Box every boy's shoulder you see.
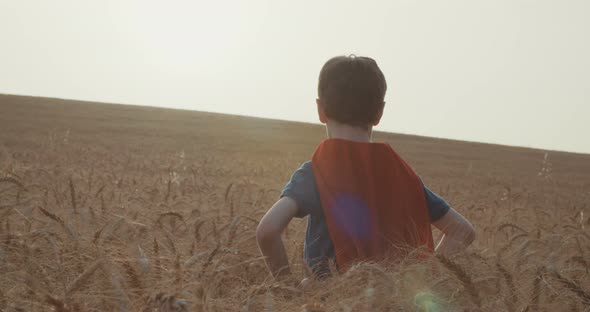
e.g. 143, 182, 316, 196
281, 161, 319, 218
297, 160, 313, 172
286, 161, 314, 185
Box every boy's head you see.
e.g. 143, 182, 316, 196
317, 55, 387, 129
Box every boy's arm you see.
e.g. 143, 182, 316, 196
256, 197, 299, 278
432, 207, 475, 256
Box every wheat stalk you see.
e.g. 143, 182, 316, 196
550, 269, 590, 305
153, 238, 162, 281
529, 266, 544, 309
66, 259, 104, 297
0, 176, 25, 189
174, 254, 183, 293
226, 216, 241, 246
437, 255, 481, 307
162, 229, 177, 255
496, 261, 517, 312
101, 261, 131, 312
199, 245, 221, 278
68, 177, 77, 215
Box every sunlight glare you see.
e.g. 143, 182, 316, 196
131, 1, 245, 69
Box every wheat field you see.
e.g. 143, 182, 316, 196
1, 94, 589, 311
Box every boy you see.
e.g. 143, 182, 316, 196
257, 55, 475, 279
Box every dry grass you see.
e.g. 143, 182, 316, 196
1, 94, 590, 311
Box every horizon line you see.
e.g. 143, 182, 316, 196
2, 91, 588, 157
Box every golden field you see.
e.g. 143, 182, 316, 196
0, 94, 589, 311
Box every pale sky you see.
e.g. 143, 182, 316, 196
1, 0, 589, 154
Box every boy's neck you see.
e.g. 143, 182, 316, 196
326, 121, 373, 143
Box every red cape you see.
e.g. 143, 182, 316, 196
311, 139, 434, 271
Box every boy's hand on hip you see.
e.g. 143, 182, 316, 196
256, 197, 299, 277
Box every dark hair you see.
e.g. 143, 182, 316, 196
318, 55, 387, 128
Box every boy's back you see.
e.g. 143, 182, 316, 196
311, 139, 433, 270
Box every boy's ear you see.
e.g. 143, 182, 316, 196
372, 103, 385, 126
316, 99, 328, 124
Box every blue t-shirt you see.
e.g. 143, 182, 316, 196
281, 161, 450, 277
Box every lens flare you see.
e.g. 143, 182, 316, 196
331, 193, 372, 240
414, 291, 442, 312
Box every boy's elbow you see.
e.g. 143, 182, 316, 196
464, 223, 476, 246
256, 221, 279, 247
